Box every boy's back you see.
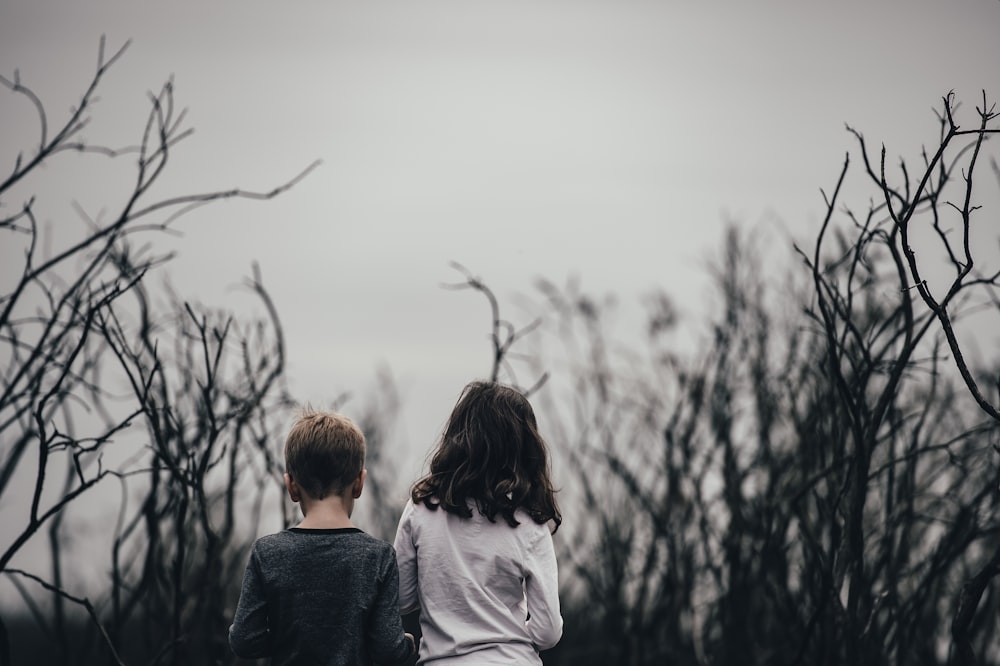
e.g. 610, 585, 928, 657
230, 527, 413, 666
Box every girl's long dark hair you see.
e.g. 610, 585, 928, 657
411, 381, 561, 532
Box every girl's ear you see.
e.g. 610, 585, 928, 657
352, 468, 367, 499
284, 473, 301, 503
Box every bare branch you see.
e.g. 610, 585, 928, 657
3, 569, 126, 666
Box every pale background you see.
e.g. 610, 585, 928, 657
2, 0, 999, 526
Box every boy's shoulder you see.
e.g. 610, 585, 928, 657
252, 527, 393, 557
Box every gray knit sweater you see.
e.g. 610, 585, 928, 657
229, 527, 414, 665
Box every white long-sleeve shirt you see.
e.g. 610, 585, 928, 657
393, 498, 563, 665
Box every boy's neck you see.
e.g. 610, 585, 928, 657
296, 494, 356, 530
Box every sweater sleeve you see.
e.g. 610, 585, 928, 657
368, 546, 416, 665
393, 500, 420, 615
523, 524, 563, 651
229, 545, 272, 659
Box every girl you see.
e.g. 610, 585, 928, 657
393, 381, 563, 665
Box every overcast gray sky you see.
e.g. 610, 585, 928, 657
3, 0, 999, 482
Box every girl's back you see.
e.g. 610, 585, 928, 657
393, 381, 563, 665
394, 499, 561, 664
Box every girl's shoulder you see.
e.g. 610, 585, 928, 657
405, 496, 551, 537
398, 496, 433, 526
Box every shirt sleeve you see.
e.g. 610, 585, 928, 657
367, 547, 415, 665
229, 545, 272, 659
393, 499, 421, 615
523, 524, 563, 651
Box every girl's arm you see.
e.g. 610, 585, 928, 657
393, 499, 421, 615
523, 524, 563, 651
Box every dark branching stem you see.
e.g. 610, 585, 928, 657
880, 93, 1000, 424
0, 36, 130, 195
951, 544, 1000, 666
1, 35, 316, 666
444, 262, 548, 396
3, 569, 126, 666
837, 91, 1000, 664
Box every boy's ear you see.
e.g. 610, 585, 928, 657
352, 468, 367, 499
284, 473, 301, 503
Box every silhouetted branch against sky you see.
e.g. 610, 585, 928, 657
443, 261, 547, 396
876, 94, 1000, 422
0, 34, 316, 666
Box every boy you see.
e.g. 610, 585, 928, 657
229, 408, 415, 665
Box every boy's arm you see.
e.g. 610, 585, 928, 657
392, 500, 420, 615
229, 547, 272, 659
523, 525, 563, 651
368, 547, 416, 665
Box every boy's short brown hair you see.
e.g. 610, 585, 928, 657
284, 408, 365, 499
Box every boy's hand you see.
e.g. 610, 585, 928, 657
404, 632, 417, 664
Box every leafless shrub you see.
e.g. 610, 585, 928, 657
1, 39, 315, 665
523, 93, 1000, 665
